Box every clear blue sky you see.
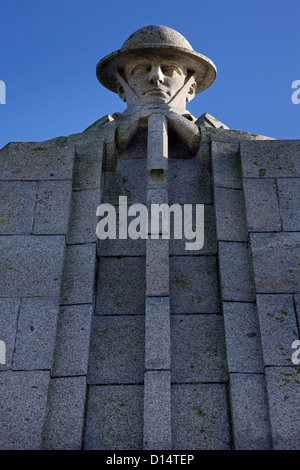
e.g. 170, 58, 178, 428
0, 0, 299, 150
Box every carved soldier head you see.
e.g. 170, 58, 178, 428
96, 25, 217, 114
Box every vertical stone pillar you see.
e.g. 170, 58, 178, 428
143, 113, 172, 450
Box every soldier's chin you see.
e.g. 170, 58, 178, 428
142, 92, 170, 104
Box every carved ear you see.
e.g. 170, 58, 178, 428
186, 80, 196, 103
117, 82, 126, 102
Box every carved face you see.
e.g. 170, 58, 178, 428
120, 56, 194, 107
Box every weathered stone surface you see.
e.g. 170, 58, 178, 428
250, 232, 300, 293
294, 294, 300, 326
103, 159, 147, 204
146, 238, 169, 296
67, 189, 101, 243
277, 178, 300, 231
52, 304, 93, 376
265, 366, 300, 450
171, 314, 227, 383
71, 139, 103, 190
12, 298, 59, 370
95, 257, 145, 315
211, 142, 242, 188
60, 243, 96, 305
243, 178, 281, 232
145, 297, 170, 370
168, 158, 212, 204
256, 294, 298, 366
223, 302, 264, 373
0, 371, 50, 449
230, 373, 272, 450
33, 181, 72, 234
144, 371, 171, 450
0, 140, 74, 180
170, 256, 220, 313
0, 235, 65, 297
88, 315, 144, 384
0, 181, 36, 234
42, 376, 87, 450
172, 384, 230, 450
218, 242, 255, 302
84, 385, 144, 450
240, 140, 300, 178
169, 204, 217, 255
0, 299, 20, 370
214, 188, 248, 241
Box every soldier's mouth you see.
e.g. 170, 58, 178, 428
143, 89, 170, 97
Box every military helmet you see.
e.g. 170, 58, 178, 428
96, 25, 217, 94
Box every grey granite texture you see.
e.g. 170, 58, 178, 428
171, 384, 230, 450
42, 376, 87, 450
144, 371, 171, 450
211, 142, 242, 189
265, 366, 300, 449
170, 255, 220, 314
88, 315, 144, 384
0, 371, 50, 449
84, 385, 144, 450
250, 232, 300, 293
0, 181, 36, 234
256, 294, 298, 366
103, 159, 147, 204
95, 257, 145, 315
277, 178, 300, 231
52, 304, 93, 376
145, 297, 170, 370
0, 299, 20, 370
12, 298, 59, 370
218, 242, 255, 302
230, 373, 272, 450
168, 159, 212, 204
146, 238, 169, 296
214, 188, 248, 241
243, 178, 281, 232
0, 235, 65, 297
67, 188, 101, 244
223, 302, 264, 373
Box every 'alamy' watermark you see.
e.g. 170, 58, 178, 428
96, 196, 204, 251
291, 339, 300, 365
291, 80, 300, 105
0, 80, 6, 104
0, 340, 6, 364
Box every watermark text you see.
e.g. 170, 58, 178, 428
291, 80, 300, 104
0, 80, 6, 104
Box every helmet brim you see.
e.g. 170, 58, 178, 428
96, 45, 217, 94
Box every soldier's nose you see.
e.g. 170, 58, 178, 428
148, 66, 164, 84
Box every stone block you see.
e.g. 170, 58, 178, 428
218, 242, 255, 301
250, 232, 300, 293
145, 297, 170, 370
211, 142, 242, 188
169, 204, 217, 255
223, 302, 264, 373
12, 298, 59, 370
256, 294, 298, 366
277, 178, 300, 231
33, 181, 72, 234
88, 315, 144, 385
265, 366, 300, 449
0, 181, 36, 234
171, 315, 228, 383
214, 188, 248, 241
240, 140, 300, 178
230, 373, 272, 450
60, 243, 96, 305
0, 235, 65, 297
170, 256, 220, 313
168, 159, 212, 204
171, 384, 230, 450
294, 294, 300, 326
84, 385, 144, 450
103, 159, 147, 204
146, 239, 169, 296
144, 371, 171, 450
52, 304, 93, 376
42, 376, 87, 450
0, 370, 50, 449
95, 257, 145, 315
243, 179, 281, 232
0, 299, 20, 370
0, 140, 74, 180
67, 189, 101, 243
71, 139, 103, 190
